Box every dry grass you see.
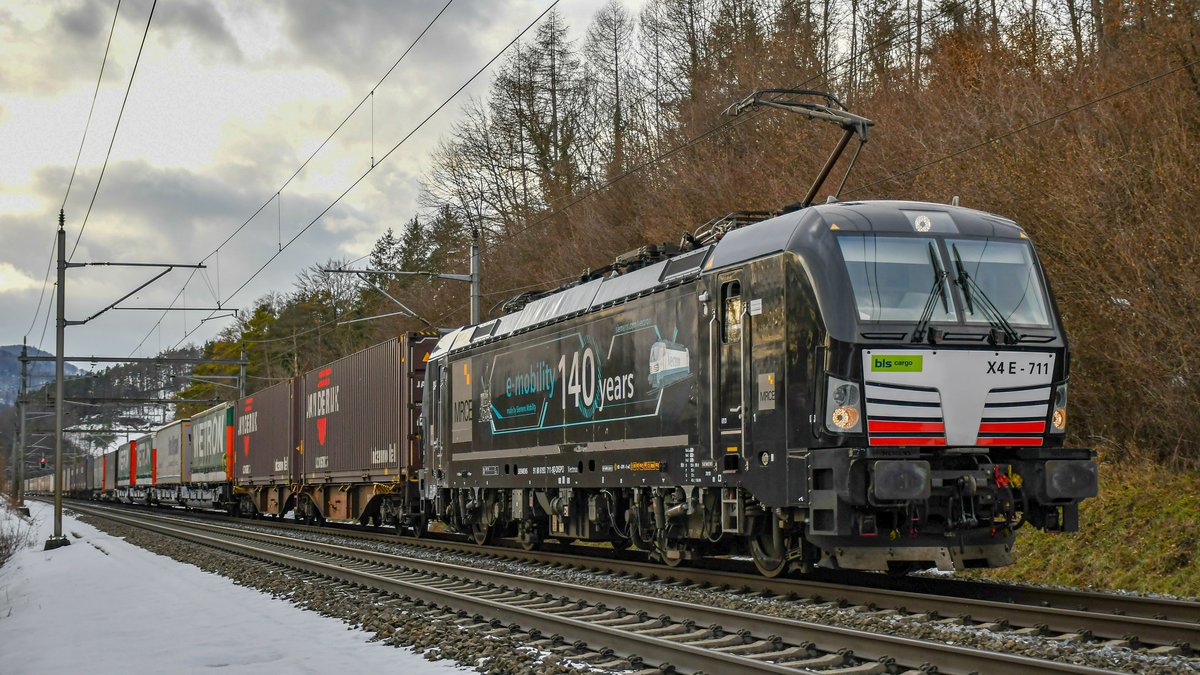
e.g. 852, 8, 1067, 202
0, 502, 36, 569
970, 452, 1200, 598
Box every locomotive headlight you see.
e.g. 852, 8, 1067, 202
825, 376, 863, 433
1051, 383, 1068, 433
832, 405, 860, 429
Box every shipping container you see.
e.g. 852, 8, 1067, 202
134, 434, 155, 485
117, 440, 134, 487
295, 333, 439, 524
236, 379, 299, 484
302, 338, 402, 483
91, 453, 104, 494
154, 419, 190, 486
190, 402, 233, 484
102, 450, 117, 493
70, 457, 95, 494
64, 463, 77, 493
27, 474, 54, 494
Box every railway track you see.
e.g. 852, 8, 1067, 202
70, 500, 1143, 675
136, 502, 1195, 653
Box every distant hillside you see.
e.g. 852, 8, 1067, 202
0, 346, 201, 465
0, 345, 82, 407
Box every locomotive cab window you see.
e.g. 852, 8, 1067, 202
722, 281, 742, 343
948, 238, 1051, 327
838, 235, 957, 323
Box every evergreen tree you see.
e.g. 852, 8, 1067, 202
368, 227, 402, 271
397, 216, 430, 273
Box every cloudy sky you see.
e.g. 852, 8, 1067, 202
0, 0, 622, 361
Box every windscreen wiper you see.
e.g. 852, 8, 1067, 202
912, 242, 949, 343
951, 244, 1020, 345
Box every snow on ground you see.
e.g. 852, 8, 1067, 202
0, 501, 468, 674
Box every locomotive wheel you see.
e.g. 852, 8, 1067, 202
750, 530, 793, 578
469, 522, 493, 546
886, 561, 922, 577
657, 539, 688, 568
517, 521, 543, 551
660, 546, 687, 568
410, 514, 428, 539
627, 508, 654, 551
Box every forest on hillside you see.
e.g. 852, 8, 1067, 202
0, 349, 199, 471
179, 0, 1200, 466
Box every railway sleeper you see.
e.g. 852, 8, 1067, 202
742, 644, 819, 661
661, 627, 720, 643
712, 637, 785, 655
775, 651, 849, 668
685, 628, 752, 649
633, 621, 694, 637
824, 662, 891, 675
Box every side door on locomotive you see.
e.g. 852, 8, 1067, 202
706, 253, 817, 513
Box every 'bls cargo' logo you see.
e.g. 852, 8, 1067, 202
871, 355, 923, 372
307, 368, 340, 446
238, 397, 257, 457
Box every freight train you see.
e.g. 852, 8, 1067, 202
33, 198, 1097, 577
32, 93, 1099, 576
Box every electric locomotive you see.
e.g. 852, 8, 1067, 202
419, 91, 1097, 576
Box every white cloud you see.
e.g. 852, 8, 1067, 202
0, 0, 628, 356
0, 262, 43, 294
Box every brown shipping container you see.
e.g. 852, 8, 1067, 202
303, 338, 414, 483
236, 378, 299, 484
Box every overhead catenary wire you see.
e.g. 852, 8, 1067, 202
25, 0, 124, 342
36, 286, 56, 353
489, 3, 958, 252
169, 1, 562, 351
135, 2, 920, 357
199, 0, 457, 261
127, 0, 457, 357
23, 235, 57, 340
69, 0, 158, 262
168, 1, 949, 353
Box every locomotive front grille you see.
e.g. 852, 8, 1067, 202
863, 382, 946, 446
976, 384, 1049, 446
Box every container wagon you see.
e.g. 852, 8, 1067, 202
233, 378, 300, 518
293, 332, 439, 529
182, 403, 233, 510
152, 419, 191, 505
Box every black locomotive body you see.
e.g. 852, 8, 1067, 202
421, 200, 1098, 574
